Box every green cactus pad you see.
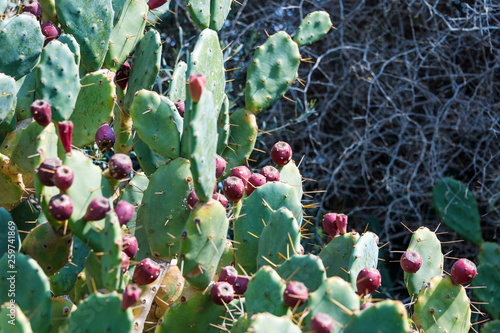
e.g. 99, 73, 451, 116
49, 236, 90, 296
21, 222, 73, 276
178, 199, 229, 289
472, 263, 500, 319
318, 231, 360, 281
215, 239, 235, 275
168, 61, 187, 102
245, 31, 300, 114
413, 275, 471, 333
482, 320, 500, 333
56, 0, 113, 71
0, 253, 52, 333
404, 226, 444, 298
104, 0, 148, 71
70, 69, 116, 147
257, 207, 301, 268
349, 231, 379, 291
247, 313, 300, 333
304, 276, 360, 333
186, 0, 210, 29
343, 300, 411, 333
50, 295, 76, 333
134, 138, 168, 176
101, 212, 123, 291
433, 177, 482, 245
35, 40, 81, 121
130, 90, 182, 160
68, 291, 133, 332
276, 254, 326, 292
187, 28, 225, 113
216, 94, 230, 155
84, 250, 104, 290
15, 71, 37, 120
137, 157, 192, 260
293, 11, 333, 47
123, 29, 162, 112
246, 265, 288, 317
231, 314, 250, 333
39, 0, 57, 23
0, 14, 44, 80
181, 90, 217, 201
0, 302, 33, 333
209, 0, 231, 32
113, 87, 134, 154
278, 160, 303, 201
478, 242, 500, 268
221, 109, 258, 176
118, 172, 149, 236
11, 200, 39, 243
0, 154, 25, 209
0, 209, 20, 258
0, 73, 17, 132
58, 33, 81, 66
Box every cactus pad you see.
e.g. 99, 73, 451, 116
343, 300, 411, 332
168, 61, 187, 102
245, 265, 288, 317
0, 73, 16, 132
293, 11, 333, 47
472, 263, 500, 319
276, 254, 326, 292
247, 313, 301, 333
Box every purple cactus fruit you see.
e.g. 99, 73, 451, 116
53, 165, 74, 192
212, 193, 228, 208
322, 213, 338, 237
400, 250, 422, 274
233, 276, 249, 295
218, 266, 238, 285
58, 120, 74, 153
31, 99, 52, 127
121, 284, 141, 310
48, 194, 73, 221
229, 166, 251, 188
271, 141, 292, 166
147, 0, 169, 10
187, 190, 199, 209
95, 124, 115, 151
260, 165, 280, 182
451, 259, 477, 285
215, 154, 226, 179
83, 197, 111, 221
283, 281, 308, 308
210, 281, 234, 305
223, 176, 245, 203
36, 157, 62, 186
115, 200, 135, 226
115, 61, 131, 90
120, 251, 130, 273
188, 73, 206, 103
122, 233, 138, 259
326, 235, 333, 244
173, 99, 185, 118
310, 312, 334, 333
246, 173, 267, 196
109, 153, 132, 180
335, 214, 348, 235
41, 21, 61, 46
356, 267, 381, 297
133, 258, 161, 286
22, 0, 42, 21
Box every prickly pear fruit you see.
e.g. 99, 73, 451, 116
53, 165, 74, 192
121, 284, 141, 310
215, 154, 226, 178
322, 213, 338, 237
230, 166, 251, 187
271, 141, 292, 166
219, 266, 238, 285
400, 250, 422, 274
147, 0, 169, 10
223, 176, 245, 203
83, 197, 110, 221
326, 235, 333, 244
233, 276, 249, 295
31, 99, 52, 126
260, 165, 280, 182
122, 233, 138, 259
95, 124, 115, 151
22, 0, 42, 21
451, 259, 477, 285
37, 157, 62, 186
188, 73, 206, 103
187, 190, 199, 209
58, 120, 74, 153
210, 281, 234, 305
246, 173, 266, 196
48, 194, 73, 221
335, 214, 348, 235
115, 61, 131, 90
41, 21, 61, 46
115, 200, 135, 226
310, 312, 334, 333
283, 281, 308, 308
120, 251, 130, 273
212, 193, 228, 207
173, 99, 185, 117
109, 154, 132, 180
133, 258, 161, 286
356, 267, 381, 296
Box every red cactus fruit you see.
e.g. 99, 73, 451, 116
451, 259, 477, 285
210, 281, 234, 305
310, 312, 334, 333
147, 0, 169, 10
188, 73, 206, 103
283, 281, 308, 308
400, 250, 422, 274
122, 233, 138, 259
83, 197, 110, 221
53, 165, 74, 192
95, 124, 115, 151
223, 176, 245, 203
120, 251, 130, 273
213, 193, 228, 207
260, 165, 280, 182
41, 21, 61, 46
115, 200, 135, 226
233, 276, 249, 295
218, 266, 238, 285
133, 258, 161, 286
246, 173, 267, 196
58, 120, 73, 153
173, 99, 185, 118
115, 61, 131, 90
356, 267, 381, 297
48, 194, 73, 221
109, 153, 132, 180
22, 0, 42, 21
215, 154, 227, 179
322, 213, 338, 237
187, 190, 199, 209
31, 99, 52, 127
37, 157, 62, 186
121, 284, 142, 310
335, 214, 348, 235
229, 166, 251, 188
271, 141, 292, 166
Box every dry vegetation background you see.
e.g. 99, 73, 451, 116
157, 0, 500, 302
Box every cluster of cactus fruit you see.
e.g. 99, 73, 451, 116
0, 0, 498, 332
